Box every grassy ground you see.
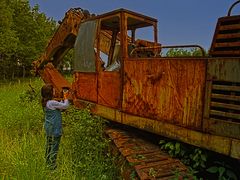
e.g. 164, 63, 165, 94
0, 78, 120, 179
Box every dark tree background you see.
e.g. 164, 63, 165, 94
0, 0, 56, 80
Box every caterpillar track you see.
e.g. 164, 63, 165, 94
105, 126, 190, 180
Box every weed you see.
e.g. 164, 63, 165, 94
159, 139, 207, 178
0, 78, 120, 179
63, 107, 118, 179
130, 170, 137, 180
207, 161, 238, 180
148, 167, 157, 178
159, 139, 240, 179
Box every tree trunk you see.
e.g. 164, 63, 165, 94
11, 71, 15, 79
22, 66, 26, 78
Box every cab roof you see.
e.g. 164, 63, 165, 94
88, 8, 158, 30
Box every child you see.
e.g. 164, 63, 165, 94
41, 84, 69, 169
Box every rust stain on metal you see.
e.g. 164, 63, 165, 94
203, 57, 240, 139
41, 63, 71, 97
72, 72, 97, 102
210, 15, 240, 57
123, 58, 206, 129
98, 71, 121, 108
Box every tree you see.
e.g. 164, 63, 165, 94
165, 47, 207, 57
0, 0, 19, 79
0, 0, 56, 79
11, 0, 56, 78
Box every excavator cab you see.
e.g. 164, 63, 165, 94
72, 9, 160, 108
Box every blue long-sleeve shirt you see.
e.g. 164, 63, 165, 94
44, 99, 69, 137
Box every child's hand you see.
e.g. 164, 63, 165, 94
63, 90, 69, 100
63, 92, 69, 99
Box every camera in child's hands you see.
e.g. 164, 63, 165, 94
62, 87, 70, 99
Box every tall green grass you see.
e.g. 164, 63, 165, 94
0, 78, 120, 179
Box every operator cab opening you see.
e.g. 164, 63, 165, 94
73, 8, 160, 73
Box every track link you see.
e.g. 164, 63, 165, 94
105, 127, 190, 180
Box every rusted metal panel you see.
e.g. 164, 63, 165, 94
98, 71, 120, 108
216, 33, 240, 39
203, 58, 240, 139
207, 58, 240, 82
73, 20, 97, 72
203, 78, 212, 121
211, 102, 240, 111
96, 8, 157, 26
210, 110, 240, 120
123, 58, 206, 129
219, 24, 240, 31
231, 140, 240, 159
212, 84, 240, 91
94, 104, 122, 123
99, 30, 112, 55
120, 111, 233, 157
41, 63, 71, 97
203, 118, 240, 139
214, 42, 240, 48
211, 93, 240, 101
209, 15, 240, 57
72, 72, 97, 102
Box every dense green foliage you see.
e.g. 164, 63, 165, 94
0, 78, 119, 179
159, 140, 207, 176
159, 139, 239, 180
64, 107, 119, 179
165, 47, 206, 57
0, 0, 56, 80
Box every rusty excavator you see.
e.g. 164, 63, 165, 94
33, 2, 240, 178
